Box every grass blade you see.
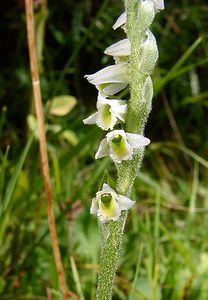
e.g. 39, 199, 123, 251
155, 36, 203, 95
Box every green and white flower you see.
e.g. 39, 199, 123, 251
85, 64, 129, 96
90, 183, 135, 222
83, 94, 127, 130
95, 130, 150, 163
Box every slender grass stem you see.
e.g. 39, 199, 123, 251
24, 1, 68, 298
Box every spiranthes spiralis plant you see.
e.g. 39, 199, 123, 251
84, 0, 164, 299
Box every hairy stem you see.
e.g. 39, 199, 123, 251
25, 1, 68, 299
96, 212, 127, 300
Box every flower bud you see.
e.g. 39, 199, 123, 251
139, 30, 158, 75
138, 0, 155, 32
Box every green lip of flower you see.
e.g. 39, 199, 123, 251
111, 134, 122, 144
90, 183, 135, 222
101, 193, 113, 208
101, 104, 112, 125
111, 134, 128, 158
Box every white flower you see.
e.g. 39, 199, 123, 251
95, 130, 150, 163
104, 39, 131, 57
83, 94, 127, 130
151, 0, 165, 11
143, 0, 165, 12
85, 64, 129, 96
112, 12, 127, 30
90, 183, 135, 222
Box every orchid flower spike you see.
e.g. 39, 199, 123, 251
95, 130, 150, 163
85, 64, 129, 96
90, 183, 135, 222
83, 94, 127, 130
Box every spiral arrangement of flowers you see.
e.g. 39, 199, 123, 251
84, 1, 164, 298
84, 0, 164, 224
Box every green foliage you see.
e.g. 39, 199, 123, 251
0, 0, 208, 299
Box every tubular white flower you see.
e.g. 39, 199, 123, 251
83, 94, 127, 130
112, 12, 127, 30
104, 39, 131, 57
90, 183, 135, 222
85, 64, 129, 96
95, 130, 150, 163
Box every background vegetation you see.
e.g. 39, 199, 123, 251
0, 0, 208, 299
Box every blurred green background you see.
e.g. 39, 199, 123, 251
0, 0, 208, 299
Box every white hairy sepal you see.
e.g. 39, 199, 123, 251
83, 94, 127, 130
85, 64, 129, 96
95, 130, 150, 163
112, 12, 127, 30
139, 30, 158, 75
90, 183, 135, 222
104, 39, 131, 57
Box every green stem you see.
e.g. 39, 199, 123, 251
96, 212, 128, 300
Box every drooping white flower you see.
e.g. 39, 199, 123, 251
83, 94, 127, 130
90, 183, 135, 222
85, 64, 129, 96
112, 12, 127, 30
95, 130, 150, 163
104, 39, 131, 57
